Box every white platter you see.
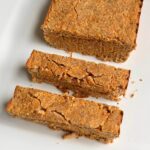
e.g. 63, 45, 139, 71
0, 0, 150, 149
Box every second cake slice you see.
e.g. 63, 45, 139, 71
26, 50, 130, 101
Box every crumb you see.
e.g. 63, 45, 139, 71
117, 102, 119, 105
63, 92, 70, 96
129, 90, 138, 98
131, 81, 135, 84
63, 132, 79, 139
56, 142, 59, 144
130, 93, 134, 98
139, 78, 143, 82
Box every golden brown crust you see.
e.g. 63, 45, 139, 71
6, 86, 123, 143
41, 0, 143, 62
26, 50, 130, 101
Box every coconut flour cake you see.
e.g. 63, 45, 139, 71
26, 50, 130, 101
41, 0, 143, 62
7, 86, 123, 143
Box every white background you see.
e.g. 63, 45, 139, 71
0, 0, 150, 149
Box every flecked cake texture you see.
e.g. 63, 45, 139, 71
6, 86, 123, 143
41, 0, 143, 62
26, 50, 130, 101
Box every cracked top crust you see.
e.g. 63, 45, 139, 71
26, 50, 130, 100
7, 86, 123, 137
42, 0, 143, 48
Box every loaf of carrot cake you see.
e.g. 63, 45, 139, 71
6, 86, 123, 143
26, 50, 130, 101
41, 0, 143, 62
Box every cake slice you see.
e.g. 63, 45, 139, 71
26, 50, 130, 101
41, 0, 143, 62
6, 86, 123, 143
